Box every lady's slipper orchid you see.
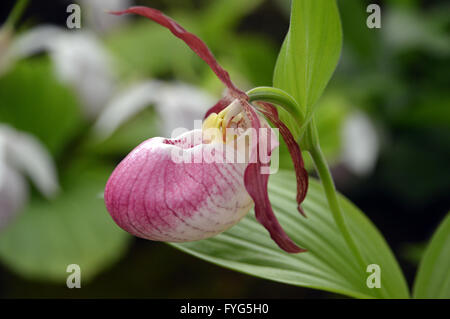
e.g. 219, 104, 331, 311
105, 7, 309, 253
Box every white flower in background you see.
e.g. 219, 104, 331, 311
10, 25, 216, 142
0, 125, 59, 230
94, 80, 215, 140
383, 7, 450, 56
77, 0, 132, 33
0, 161, 26, 230
11, 26, 116, 119
341, 111, 379, 176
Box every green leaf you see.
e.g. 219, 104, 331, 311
273, 0, 343, 121
413, 213, 450, 299
0, 161, 130, 282
172, 171, 409, 299
0, 57, 82, 156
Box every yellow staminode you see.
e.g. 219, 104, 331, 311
202, 100, 244, 144
202, 112, 224, 144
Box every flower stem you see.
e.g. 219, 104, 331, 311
307, 123, 366, 270
247, 87, 305, 127
247, 86, 367, 272
4, 0, 29, 30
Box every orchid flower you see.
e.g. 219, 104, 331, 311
12, 26, 115, 118
0, 125, 59, 230
341, 111, 379, 176
93, 80, 215, 140
104, 7, 309, 253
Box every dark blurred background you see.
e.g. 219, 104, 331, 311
0, 0, 448, 298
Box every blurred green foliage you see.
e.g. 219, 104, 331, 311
0, 160, 130, 282
0, 57, 82, 156
106, 0, 275, 91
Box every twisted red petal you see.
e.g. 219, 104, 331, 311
241, 100, 306, 253
110, 7, 245, 99
255, 101, 309, 217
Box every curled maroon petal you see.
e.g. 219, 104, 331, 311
110, 7, 246, 99
244, 164, 306, 253
241, 100, 306, 253
255, 101, 309, 217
